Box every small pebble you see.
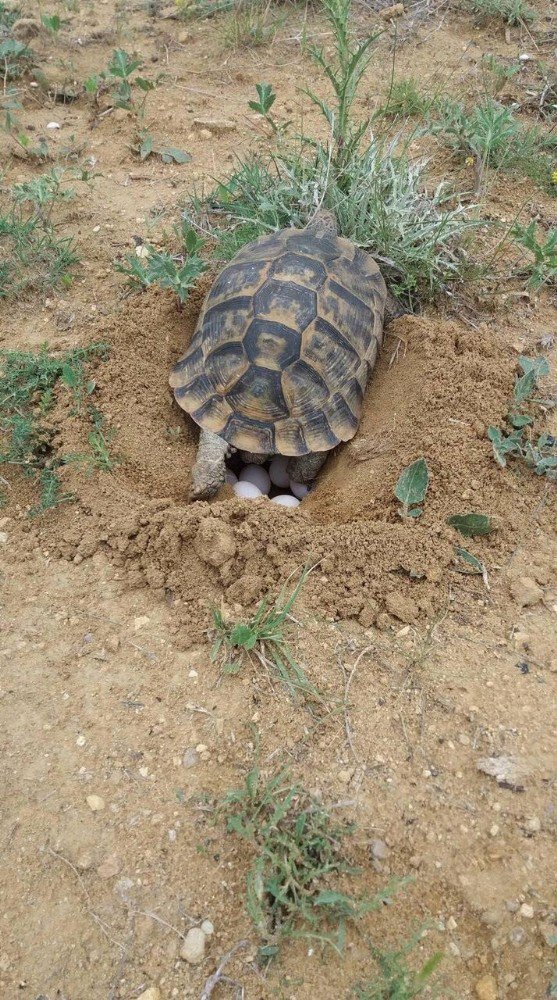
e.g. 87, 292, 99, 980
137, 990, 161, 1000
201, 919, 214, 936
520, 903, 534, 918
76, 734, 86, 747
180, 926, 206, 964
46, 121, 61, 129
525, 816, 541, 832
474, 975, 498, 1000
86, 794, 105, 812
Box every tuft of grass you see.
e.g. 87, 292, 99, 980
488, 356, 556, 480
220, 764, 407, 960
211, 567, 325, 706
0, 170, 79, 297
0, 344, 113, 514
115, 221, 206, 304
380, 78, 433, 119
463, 0, 535, 25
354, 935, 443, 999
223, 0, 281, 48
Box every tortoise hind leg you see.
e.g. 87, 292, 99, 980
239, 451, 270, 466
190, 429, 232, 501
287, 451, 328, 485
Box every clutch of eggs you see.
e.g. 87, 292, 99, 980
228, 460, 312, 507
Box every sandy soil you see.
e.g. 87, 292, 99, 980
0, 0, 556, 998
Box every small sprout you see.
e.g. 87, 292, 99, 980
454, 547, 490, 589
447, 513, 492, 537
41, 13, 66, 34
395, 458, 429, 518
135, 130, 191, 164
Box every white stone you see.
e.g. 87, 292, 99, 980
180, 926, 206, 964
86, 794, 105, 812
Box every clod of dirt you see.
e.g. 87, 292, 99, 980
379, 2, 405, 17
180, 926, 207, 964
384, 591, 419, 623
96, 855, 121, 880
474, 976, 498, 1000
476, 756, 530, 791
194, 518, 237, 567
12, 17, 41, 40
510, 577, 544, 607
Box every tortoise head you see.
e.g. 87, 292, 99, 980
304, 209, 339, 240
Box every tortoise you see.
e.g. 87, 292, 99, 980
170, 209, 402, 500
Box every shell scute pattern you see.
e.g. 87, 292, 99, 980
170, 226, 387, 456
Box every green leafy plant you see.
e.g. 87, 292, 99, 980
115, 223, 205, 304
85, 49, 154, 115
220, 764, 406, 960
511, 222, 557, 290
134, 129, 191, 163
463, 0, 535, 24
447, 513, 492, 536
41, 13, 67, 34
480, 54, 519, 96
211, 567, 324, 705
248, 82, 281, 133
0, 344, 111, 513
354, 934, 443, 998
394, 459, 429, 518
0, 171, 79, 297
488, 357, 556, 479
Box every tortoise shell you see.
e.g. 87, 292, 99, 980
169, 226, 387, 456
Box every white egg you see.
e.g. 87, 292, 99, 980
233, 481, 262, 500
239, 464, 271, 495
289, 480, 309, 499
225, 469, 238, 485
271, 494, 300, 508
269, 456, 290, 488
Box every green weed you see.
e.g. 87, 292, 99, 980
480, 54, 519, 97
354, 934, 442, 998
211, 567, 324, 706
488, 356, 556, 479
511, 222, 557, 289
248, 82, 282, 133
85, 49, 155, 116
133, 129, 191, 164
0, 344, 112, 514
220, 764, 406, 960
0, 171, 79, 297
223, 0, 280, 49
0, 3, 34, 80
463, 0, 535, 25
115, 222, 206, 304
429, 97, 557, 194
380, 78, 432, 119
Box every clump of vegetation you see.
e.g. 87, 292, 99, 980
462, 0, 535, 25
0, 344, 113, 514
0, 3, 35, 80
85, 49, 155, 115
511, 222, 557, 289
429, 97, 557, 194
488, 356, 556, 480
211, 567, 324, 706
133, 129, 191, 164
395, 458, 429, 519
220, 764, 405, 961
480, 54, 519, 97
115, 221, 206, 304
380, 78, 433, 119
0, 170, 79, 298
354, 934, 443, 998
188, 0, 477, 308
223, 0, 281, 48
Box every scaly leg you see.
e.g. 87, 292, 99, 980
190, 429, 232, 501
287, 451, 328, 484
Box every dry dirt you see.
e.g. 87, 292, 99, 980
1, 1, 556, 999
